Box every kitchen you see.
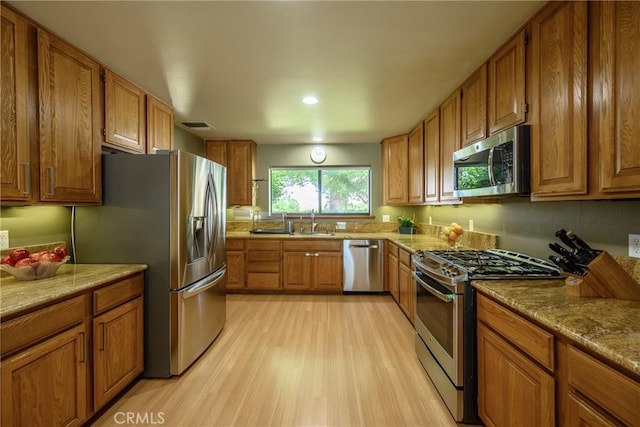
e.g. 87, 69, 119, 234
2, 1, 640, 426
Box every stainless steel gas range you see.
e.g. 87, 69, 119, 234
412, 249, 561, 424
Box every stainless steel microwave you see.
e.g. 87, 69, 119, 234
453, 125, 530, 198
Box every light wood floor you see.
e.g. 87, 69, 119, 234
90, 294, 457, 427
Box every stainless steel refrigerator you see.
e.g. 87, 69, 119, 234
75, 150, 226, 377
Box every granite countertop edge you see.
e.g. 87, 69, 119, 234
472, 279, 640, 377
0, 264, 148, 320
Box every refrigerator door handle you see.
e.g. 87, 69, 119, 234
181, 267, 226, 299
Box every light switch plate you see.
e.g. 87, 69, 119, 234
0, 230, 9, 250
629, 234, 640, 259
382, 215, 390, 222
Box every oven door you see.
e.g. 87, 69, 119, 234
413, 270, 464, 387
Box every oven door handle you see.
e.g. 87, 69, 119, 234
412, 271, 454, 303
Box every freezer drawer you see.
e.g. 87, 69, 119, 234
343, 240, 384, 292
170, 268, 226, 375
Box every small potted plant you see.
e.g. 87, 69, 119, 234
397, 214, 416, 235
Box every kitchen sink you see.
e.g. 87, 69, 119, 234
296, 232, 336, 236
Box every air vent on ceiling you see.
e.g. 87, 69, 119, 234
181, 121, 216, 131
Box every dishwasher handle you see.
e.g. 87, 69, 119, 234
348, 244, 379, 249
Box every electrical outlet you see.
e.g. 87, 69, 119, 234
0, 230, 9, 250
629, 234, 640, 259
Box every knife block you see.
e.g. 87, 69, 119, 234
564, 251, 640, 300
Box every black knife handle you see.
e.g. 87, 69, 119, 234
566, 230, 593, 251
555, 229, 579, 251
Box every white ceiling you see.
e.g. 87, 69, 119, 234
9, 1, 543, 144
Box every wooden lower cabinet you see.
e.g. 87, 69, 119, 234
93, 296, 143, 409
282, 240, 342, 292
1, 324, 88, 427
387, 244, 400, 302
477, 292, 640, 427
226, 238, 246, 290
246, 239, 282, 290
0, 272, 144, 426
477, 323, 555, 427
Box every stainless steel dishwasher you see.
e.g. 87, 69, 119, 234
343, 240, 384, 292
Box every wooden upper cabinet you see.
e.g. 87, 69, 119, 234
38, 29, 102, 204
424, 110, 440, 203
146, 95, 174, 153
439, 89, 462, 203
205, 140, 228, 167
408, 122, 424, 204
1, 7, 32, 203
104, 69, 146, 154
591, 1, 640, 196
227, 140, 256, 206
529, 1, 588, 198
488, 29, 527, 135
461, 63, 488, 146
381, 134, 409, 205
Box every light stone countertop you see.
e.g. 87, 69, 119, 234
472, 279, 640, 377
227, 231, 468, 253
0, 263, 147, 319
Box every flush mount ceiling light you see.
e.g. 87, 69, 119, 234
302, 96, 319, 105
312, 136, 323, 142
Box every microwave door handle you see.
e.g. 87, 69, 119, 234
487, 146, 497, 186
412, 271, 454, 303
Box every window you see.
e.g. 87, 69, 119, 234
270, 167, 370, 215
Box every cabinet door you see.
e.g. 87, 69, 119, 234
205, 140, 228, 166
1, 324, 88, 427
398, 261, 414, 323
387, 252, 399, 302
1, 7, 32, 202
104, 69, 146, 153
146, 95, 174, 153
566, 392, 619, 427
529, 2, 588, 198
461, 63, 488, 146
227, 140, 256, 206
282, 252, 312, 290
313, 252, 342, 291
592, 1, 640, 195
408, 122, 424, 204
477, 323, 555, 427
488, 29, 527, 134
226, 251, 246, 290
424, 110, 440, 203
439, 89, 462, 203
93, 297, 143, 410
382, 134, 409, 205
38, 29, 102, 204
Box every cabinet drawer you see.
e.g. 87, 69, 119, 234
282, 240, 342, 252
247, 239, 281, 251
93, 273, 144, 315
567, 345, 640, 426
247, 273, 281, 289
388, 242, 399, 257
1, 295, 88, 357
399, 249, 412, 267
477, 294, 554, 370
226, 238, 245, 251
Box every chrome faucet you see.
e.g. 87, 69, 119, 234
310, 209, 318, 233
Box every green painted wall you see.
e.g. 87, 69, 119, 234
0, 206, 71, 249
173, 125, 205, 156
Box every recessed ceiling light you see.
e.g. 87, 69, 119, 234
312, 136, 323, 142
302, 96, 319, 105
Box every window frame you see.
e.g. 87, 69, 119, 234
268, 165, 372, 216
